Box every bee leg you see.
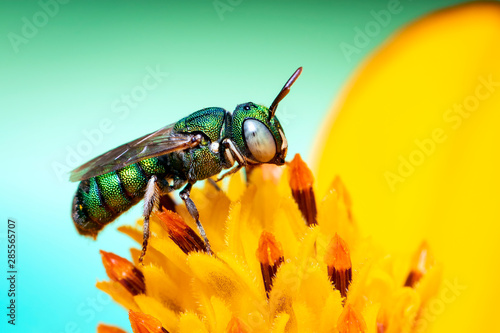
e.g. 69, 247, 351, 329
218, 138, 246, 182
216, 164, 243, 182
207, 178, 221, 191
139, 175, 160, 264
179, 183, 212, 254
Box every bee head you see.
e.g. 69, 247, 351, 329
231, 102, 287, 165
230, 68, 301, 166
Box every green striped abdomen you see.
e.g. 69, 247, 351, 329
72, 158, 167, 237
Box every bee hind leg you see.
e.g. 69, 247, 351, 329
139, 175, 160, 264
179, 183, 212, 254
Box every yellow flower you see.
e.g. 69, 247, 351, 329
96, 154, 441, 332
92, 3, 500, 331
313, 2, 500, 332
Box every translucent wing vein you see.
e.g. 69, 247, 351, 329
69, 124, 197, 181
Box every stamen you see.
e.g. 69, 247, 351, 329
288, 154, 318, 226
100, 250, 145, 296
129, 310, 169, 333
404, 241, 433, 288
97, 324, 127, 333
158, 193, 176, 212
225, 316, 250, 333
324, 234, 352, 299
156, 210, 206, 254
337, 304, 367, 333
256, 231, 284, 296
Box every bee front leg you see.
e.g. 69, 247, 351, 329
139, 175, 160, 264
216, 164, 243, 182
179, 183, 212, 254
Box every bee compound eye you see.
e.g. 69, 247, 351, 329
243, 119, 276, 163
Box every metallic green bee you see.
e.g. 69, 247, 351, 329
70, 67, 302, 262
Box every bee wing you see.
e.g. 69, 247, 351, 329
69, 124, 198, 181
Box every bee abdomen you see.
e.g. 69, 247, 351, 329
72, 176, 115, 238
97, 172, 135, 211
116, 163, 149, 197
72, 157, 169, 237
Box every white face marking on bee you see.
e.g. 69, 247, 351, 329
210, 142, 219, 153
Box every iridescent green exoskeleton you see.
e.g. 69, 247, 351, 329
70, 67, 302, 262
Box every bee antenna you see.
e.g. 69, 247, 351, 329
269, 67, 302, 119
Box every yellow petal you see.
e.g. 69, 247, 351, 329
386, 288, 420, 333
313, 3, 500, 331
363, 304, 380, 333
209, 297, 232, 333
271, 313, 290, 333
142, 264, 196, 313
317, 178, 359, 248
272, 198, 306, 260
293, 302, 315, 332
134, 294, 179, 333
296, 256, 343, 332
225, 199, 262, 278
226, 169, 246, 202
118, 225, 171, 272
96, 280, 139, 312
178, 312, 209, 333
268, 262, 299, 332
187, 252, 268, 329
415, 263, 443, 306
225, 186, 257, 257
318, 292, 344, 333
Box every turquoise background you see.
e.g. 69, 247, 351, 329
0, 0, 474, 331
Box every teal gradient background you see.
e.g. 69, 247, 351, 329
0, 0, 473, 331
